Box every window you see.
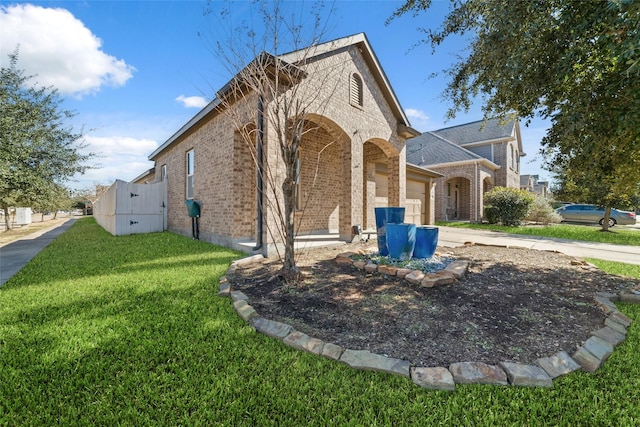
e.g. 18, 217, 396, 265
350, 73, 363, 107
186, 150, 194, 199
161, 164, 167, 181
510, 145, 515, 169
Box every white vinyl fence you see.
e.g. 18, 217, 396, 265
94, 179, 167, 236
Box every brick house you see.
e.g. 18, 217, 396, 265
146, 33, 440, 256
407, 118, 524, 222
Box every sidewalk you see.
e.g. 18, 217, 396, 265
1, 220, 638, 287
0, 218, 77, 286
437, 226, 640, 266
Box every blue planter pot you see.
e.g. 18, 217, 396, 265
386, 223, 416, 261
374, 207, 405, 256
414, 226, 439, 259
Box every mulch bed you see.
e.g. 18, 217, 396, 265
226, 242, 640, 367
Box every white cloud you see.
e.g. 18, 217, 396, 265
176, 95, 208, 109
0, 4, 134, 96
71, 135, 159, 188
405, 108, 431, 132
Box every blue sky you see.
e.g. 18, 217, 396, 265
1, 0, 551, 190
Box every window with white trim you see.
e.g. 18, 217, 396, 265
350, 73, 363, 107
161, 164, 167, 181
186, 150, 194, 199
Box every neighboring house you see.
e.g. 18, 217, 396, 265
520, 174, 549, 198
132, 168, 155, 185
407, 118, 525, 222
145, 33, 438, 257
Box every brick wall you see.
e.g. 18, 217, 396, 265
151, 42, 409, 255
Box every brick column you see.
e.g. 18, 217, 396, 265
365, 161, 376, 230
387, 147, 406, 208
340, 137, 361, 240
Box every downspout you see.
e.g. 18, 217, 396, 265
253, 95, 264, 251
475, 162, 479, 222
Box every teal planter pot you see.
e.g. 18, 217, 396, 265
386, 223, 416, 261
414, 226, 438, 259
374, 207, 405, 256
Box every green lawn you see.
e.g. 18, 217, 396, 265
438, 221, 640, 246
1, 218, 639, 425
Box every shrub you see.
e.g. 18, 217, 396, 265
484, 206, 500, 224
484, 187, 535, 226
526, 196, 563, 225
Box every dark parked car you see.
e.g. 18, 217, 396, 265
555, 204, 637, 227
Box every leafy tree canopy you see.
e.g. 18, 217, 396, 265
1, 51, 93, 227
392, 0, 640, 210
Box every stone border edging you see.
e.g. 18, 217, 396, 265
218, 248, 639, 391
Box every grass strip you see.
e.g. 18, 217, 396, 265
1, 218, 639, 425
438, 222, 640, 246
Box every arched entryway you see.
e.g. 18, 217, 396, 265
444, 177, 471, 220
362, 139, 400, 230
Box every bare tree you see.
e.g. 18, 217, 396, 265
201, 1, 349, 281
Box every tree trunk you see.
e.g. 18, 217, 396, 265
601, 207, 611, 232
280, 176, 301, 282
2, 206, 12, 231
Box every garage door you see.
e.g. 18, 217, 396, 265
406, 179, 425, 225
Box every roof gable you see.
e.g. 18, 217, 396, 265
406, 131, 490, 167
433, 118, 516, 146
150, 32, 415, 161
279, 32, 411, 128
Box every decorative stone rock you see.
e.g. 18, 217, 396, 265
499, 362, 553, 387
321, 342, 344, 360
340, 349, 410, 378
396, 268, 412, 279
594, 296, 618, 315
364, 263, 378, 273
335, 256, 354, 266
219, 275, 228, 284
609, 311, 632, 328
378, 265, 397, 276
218, 282, 231, 297
353, 260, 367, 270
573, 347, 602, 373
336, 252, 358, 259
405, 270, 425, 285
592, 326, 626, 347
233, 254, 264, 266
619, 292, 640, 304
230, 290, 249, 302
449, 362, 508, 386
233, 300, 258, 321
252, 318, 293, 339
283, 331, 325, 355
535, 351, 581, 379
573, 336, 614, 372
596, 291, 619, 301
583, 336, 614, 361
604, 317, 628, 334
411, 367, 455, 391
421, 272, 456, 288
445, 260, 469, 279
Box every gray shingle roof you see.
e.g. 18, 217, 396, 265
433, 118, 515, 146
406, 132, 485, 167
406, 118, 515, 167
